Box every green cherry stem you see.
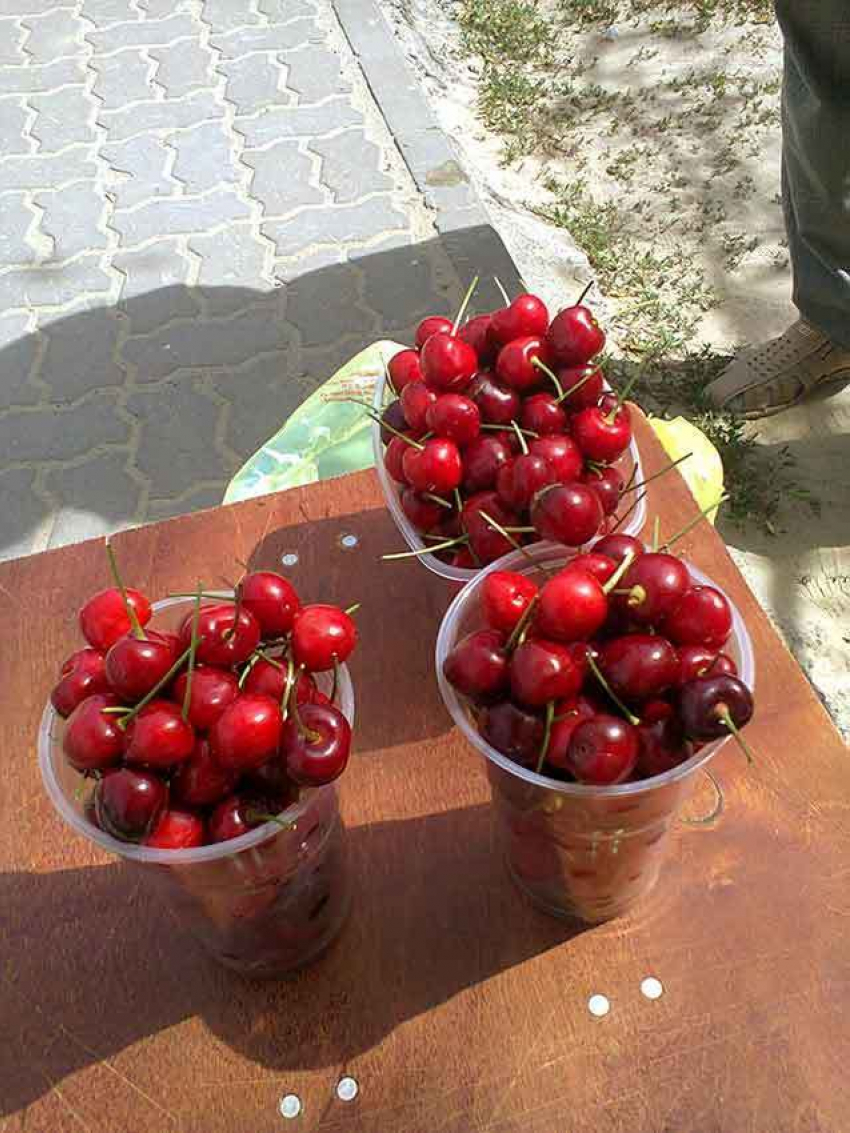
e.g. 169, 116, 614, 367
105, 538, 145, 640
531, 356, 565, 400
535, 700, 556, 774
382, 536, 468, 560
288, 666, 321, 743
116, 646, 194, 729
181, 582, 203, 722
424, 492, 453, 509
494, 276, 511, 305
553, 367, 599, 405
480, 423, 539, 438
586, 654, 641, 727
659, 493, 729, 552
575, 280, 594, 306
718, 709, 755, 765
608, 488, 647, 534
601, 549, 636, 595
280, 654, 296, 719
505, 595, 539, 653
651, 515, 661, 553
344, 603, 361, 616
451, 275, 480, 336
623, 452, 693, 495
511, 419, 529, 455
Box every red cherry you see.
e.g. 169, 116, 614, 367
145, 807, 205, 849
451, 546, 477, 569
79, 587, 152, 652
567, 714, 638, 784
415, 315, 453, 350
388, 348, 423, 392
420, 332, 478, 392
598, 634, 680, 701
291, 604, 357, 671
571, 405, 632, 463
480, 700, 544, 767
467, 371, 521, 424
528, 434, 583, 483
172, 666, 239, 730
562, 551, 617, 585
180, 604, 260, 668
245, 758, 300, 804
531, 482, 604, 546
209, 693, 282, 771
461, 433, 512, 492
676, 645, 737, 685
400, 380, 438, 432
510, 639, 583, 707
384, 435, 411, 483
51, 648, 109, 718
281, 703, 351, 785
400, 488, 445, 533
490, 293, 549, 344
402, 437, 463, 495
124, 700, 196, 769
619, 553, 690, 624
443, 628, 509, 701
105, 630, 179, 702
207, 792, 278, 843
663, 586, 732, 648
581, 466, 624, 516
94, 767, 168, 842
495, 336, 547, 392
243, 658, 318, 704
63, 692, 125, 772
425, 393, 481, 446
636, 715, 690, 779
557, 364, 604, 410
459, 313, 496, 364
520, 392, 567, 436
481, 570, 538, 634
380, 399, 412, 444
239, 571, 300, 638
546, 304, 605, 366
679, 674, 753, 740
461, 492, 518, 562
543, 694, 598, 771
592, 533, 644, 566
537, 569, 608, 641
172, 737, 239, 807
496, 452, 557, 511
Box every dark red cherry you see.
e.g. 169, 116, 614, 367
461, 492, 518, 562
520, 392, 567, 436
496, 452, 557, 511
51, 648, 109, 718
663, 586, 733, 648
510, 639, 583, 707
636, 715, 690, 779
208, 792, 273, 844
459, 313, 496, 365
402, 437, 463, 495
581, 466, 624, 516
172, 737, 239, 807
566, 714, 638, 785
562, 552, 617, 585
443, 629, 509, 702
592, 533, 644, 566
480, 701, 545, 767
676, 646, 737, 685
180, 604, 261, 668
415, 315, 452, 350
281, 702, 352, 786
461, 434, 512, 492
400, 379, 438, 432
425, 393, 481, 446
171, 666, 239, 730
384, 435, 411, 483
400, 488, 446, 533
380, 398, 410, 444
531, 482, 604, 546
467, 371, 521, 425
95, 767, 168, 842
481, 570, 538, 634
105, 630, 179, 702
528, 434, 583, 483
124, 700, 196, 769
543, 694, 598, 771
557, 364, 604, 410
619, 552, 691, 624
209, 693, 282, 771
598, 634, 680, 701
145, 807, 205, 849
63, 692, 125, 772
679, 674, 753, 740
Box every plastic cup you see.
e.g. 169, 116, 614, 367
38, 596, 355, 977
372, 368, 647, 582
435, 543, 755, 923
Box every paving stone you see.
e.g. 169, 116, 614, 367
0, 57, 85, 95
0, 17, 26, 64
199, 0, 262, 33
243, 142, 322, 215
285, 267, 366, 347
0, 391, 128, 463
285, 43, 350, 105
35, 181, 108, 261
0, 311, 41, 408
0, 466, 47, 561
257, 0, 318, 19
169, 121, 237, 194
113, 244, 200, 335
0, 0, 74, 16
43, 448, 142, 548
101, 134, 173, 209
21, 8, 83, 62
273, 244, 345, 284
139, 0, 187, 19
101, 91, 223, 142
208, 346, 306, 457
0, 99, 32, 157
149, 37, 215, 99
147, 482, 225, 522
90, 48, 155, 111
39, 304, 124, 402
1, 147, 98, 192
221, 54, 289, 116
235, 98, 361, 145
312, 129, 392, 204
86, 13, 198, 54
263, 196, 409, 257
358, 239, 446, 333
189, 225, 268, 311
81, 0, 144, 23
30, 87, 97, 149
0, 191, 36, 267
112, 185, 251, 246
0, 256, 112, 310
211, 20, 320, 60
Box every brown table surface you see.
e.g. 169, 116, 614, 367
1, 413, 848, 1133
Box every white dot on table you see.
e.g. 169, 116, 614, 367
588, 994, 610, 1018
279, 1093, 301, 1119
280, 552, 299, 567
339, 533, 359, 549
641, 976, 664, 1000
337, 1076, 359, 1102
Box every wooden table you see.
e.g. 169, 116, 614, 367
1, 414, 847, 1133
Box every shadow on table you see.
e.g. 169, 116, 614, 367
0, 804, 585, 1116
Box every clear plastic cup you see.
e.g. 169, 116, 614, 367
435, 543, 755, 922
38, 596, 355, 977
372, 369, 647, 582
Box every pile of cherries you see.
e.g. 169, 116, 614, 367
378, 284, 641, 568
51, 550, 357, 850
442, 533, 755, 785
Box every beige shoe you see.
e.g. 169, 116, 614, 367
706, 319, 850, 418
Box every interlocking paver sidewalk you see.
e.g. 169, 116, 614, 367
0, 0, 515, 560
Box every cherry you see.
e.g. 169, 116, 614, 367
292, 604, 357, 671
451, 546, 477, 569
461, 492, 518, 562
95, 767, 168, 842
489, 293, 549, 344
544, 694, 598, 771
557, 364, 604, 410
63, 692, 126, 772
537, 569, 608, 641
172, 737, 239, 807
145, 807, 205, 849
636, 715, 690, 778
425, 393, 481, 446
400, 380, 438, 432
243, 658, 318, 705
598, 634, 680, 702
481, 570, 538, 634
496, 453, 557, 511
420, 332, 478, 392
124, 700, 196, 769
208, 793, 272, 843
51, 647, 109, 718
531, 482, 604, 546
281, 702, 351, 786
676, 645, 737, 685
566, 714, 638, 785
581, 466, 624, 516
546, 302, 605, 367
619, 553, 691, 625
400, 488, 445, 533
663, 586, 732, 649
384, 435, 411, 483
209, 692, 282, 771
495, 336, 547, 392
461, 434, 512, 492
520, 392, 567, 436
571, 405, 632, 463
480, 701, 544, 767
172, 665, 239, 730
679, 675, 754, 740
510, 639, 583, 708
443, 628, 509, 701
380, 398, 411, 444
593, 533, 644, 566
459, 313, 496, 364
402, 437, 463, 495
245, 758, 300, 804
528, 434, 583, 483
388, 348, 423, 392
180, 603, 260, 668
239, 571, 300, 638
415, 315, 452, 350
562, 551, 617, 585
467, 372, 521, 425
598, 392, 626, 418
79, 586, 152, 652
105, 630, 179, 702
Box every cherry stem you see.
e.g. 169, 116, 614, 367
535, 700, 556, 775
651, 516, 661, 553
117, 646, 194, 728
384, 360, 397, 397
424, 492, 453, 509
504, 526, 536, 533
330, 656, 340, 705
601, 549, 636, 595
221, 585, 244, 644
344, 603, 361, 616
288, 671, 321, 743
181, 582, 203, 722
718, 709, 755, 765
608, 488, 647, 533
624, 452, 693, 496
505, 594, 538, 653
346, 398, 425, 449
382, 536, 467, 560
451, 274, 480, 336
105, 538, 145, 640
659, 493, 728, 552
575, 280, 594, 306
238, 651, 262, 689
481, 423, 539, 438
511, 419, 528, 455
623, 463, 639, 492
494, 276, 511, 305
554, 367, 599, 405
167, 591, 233, 601
280, 654, 296, 718
531, 356, 564, 400
479, 511, 546, 575
454, 487, 464, 513
586, 654, 641, 726
245, 809, 295, 831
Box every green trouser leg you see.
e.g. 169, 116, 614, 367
776, 0, 850, 347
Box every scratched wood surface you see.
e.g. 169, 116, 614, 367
1, 413, 848, 1133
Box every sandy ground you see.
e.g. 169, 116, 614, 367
381, 0, 849, 734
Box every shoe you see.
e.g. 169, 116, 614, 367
705, 319, 850, 418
